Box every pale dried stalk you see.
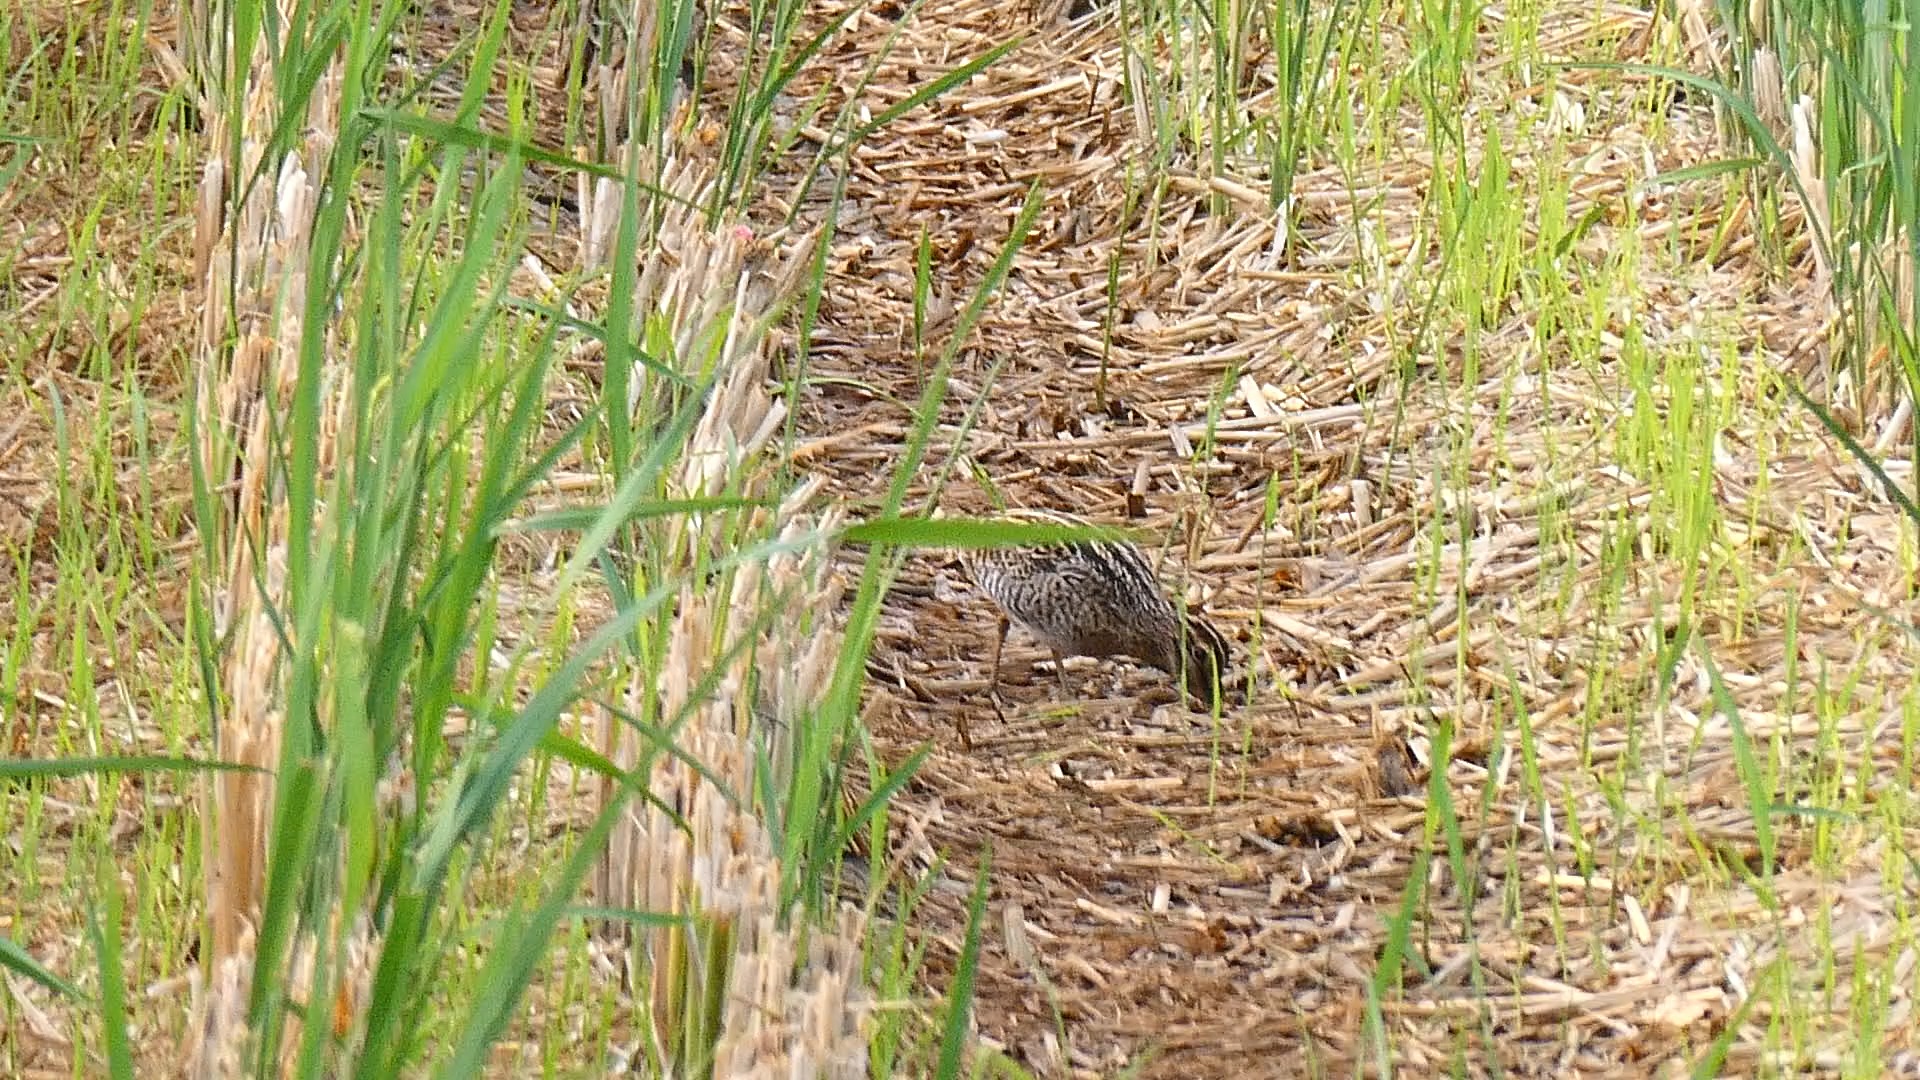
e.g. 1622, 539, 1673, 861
604, 612, 866, 1075
1676, 0, 1722, 73
625, 401, 864, 1072
1788, 95, 1833, 313
183, 923, 255, 1079
709, 851, 868, 1079
578, 0, 658, 269
1785, 92, 1912, 414
187, 4, 347, 1075
583, 102, 864, 1072
1749, 47, 1785, 131
732, 482, 844, 784
734, 863, 866, 1071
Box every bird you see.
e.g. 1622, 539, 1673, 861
954, 507, 1231, 703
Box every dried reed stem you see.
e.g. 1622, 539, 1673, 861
185, 4, 345, 1074
580, 27, 864, 1062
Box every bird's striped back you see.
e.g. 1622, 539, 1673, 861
954, 507, 1228, 693
958, 508, 1163, 605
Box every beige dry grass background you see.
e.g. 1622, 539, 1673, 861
6, 0, 1920, 1076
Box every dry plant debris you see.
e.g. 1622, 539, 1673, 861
691, 1, 1920, 1076
6, 0, 1920, 1075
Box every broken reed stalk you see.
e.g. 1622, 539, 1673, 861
185, 3, 344, 1074
581, 21, 864, 1065
1724, 7, 1920, 420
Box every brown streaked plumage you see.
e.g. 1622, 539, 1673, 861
956, 508, 1230, 701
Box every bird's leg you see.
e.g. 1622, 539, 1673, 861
1050, 648, 1070, 694
986, 612, 1010, 716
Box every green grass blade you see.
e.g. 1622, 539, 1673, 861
832, 744, 930, 856
820, 38, 1026, 160
361, 108, 637, 186
1696, 637, 1777, 882
1365, 847, 1430, 1076
935, 850, 993, 1080
436, 789, 634, 1080
85, 855, 133, 1080
841, 515, 1146, 550
508, 495, 772, 537
0, 936, 84, 1000
0, 755, 263, 780
1785, 379, 1920, 525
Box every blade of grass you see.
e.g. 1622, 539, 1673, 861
1696, 635, 1778, 883
0, 756, 263, 780
934, 849, 992, 1080
436, 788, 635, 1080
0, 936, 84, 1000
1364, 847, 1430, 1077
841, 514, 1148, 550
84, 854, 133, 1080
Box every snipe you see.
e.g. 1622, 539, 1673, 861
956, 508, 1230, 702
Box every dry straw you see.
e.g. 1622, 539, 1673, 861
183, 4, 346, 1074
579, 22, 864, 1061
